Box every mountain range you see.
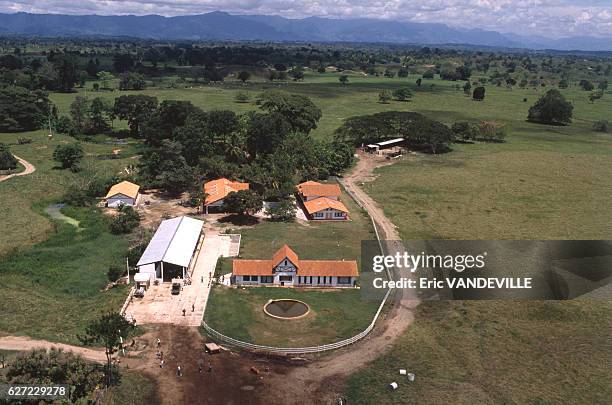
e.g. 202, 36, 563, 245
0, 11, 611, 51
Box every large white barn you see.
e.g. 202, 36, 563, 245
136, 216, 204, 282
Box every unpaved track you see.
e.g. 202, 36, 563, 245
0, 155, 36, 183
0, 335, 106, 363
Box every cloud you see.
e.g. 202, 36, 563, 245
0, 0, 611, 38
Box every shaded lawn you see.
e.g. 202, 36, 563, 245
205, 286, 378, 347
0, 207, 130, 344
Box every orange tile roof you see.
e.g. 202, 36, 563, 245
297, 180, 322, 193
105, 180, 140, 199
272, 244, 300, 268
204, 178, 249, 205
303, 197, 349, 214
232, 245, 358, 277
298, 183, 342, 198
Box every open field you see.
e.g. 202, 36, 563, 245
204, 287, 378, 347
0, 130, 140, 255
346, 300, 612, 404
0, 207, 130, 344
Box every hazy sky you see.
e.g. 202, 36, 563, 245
1, 0, 612, 38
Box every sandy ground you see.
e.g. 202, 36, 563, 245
0, 155, 36, 183
0, 335, 107, 363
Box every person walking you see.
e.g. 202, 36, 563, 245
156, 338, 161, 348
160, 359, 164, 368
192, 303, 195, 312
177, 365, 182, 377
182, 308, 186, 316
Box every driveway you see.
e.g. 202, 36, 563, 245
0, 155, 36, 183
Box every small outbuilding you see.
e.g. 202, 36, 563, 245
105, 180, 140, 208
366, 138, 405, 154
203, 178, 249, 214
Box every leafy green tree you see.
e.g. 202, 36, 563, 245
378, 89, 392, 103
109, 205, 140, 234
589, 90, 604, 103
245, 111, 292, 158
52, 54, 79, 92
392, 87, 412, 101
422, 70, 435, 79
53, 143, 84, 169
222, 189, 263, 216
112, 95, 158, 137
527, 89, 573, 125
112, 53, 135, 73
79, 312, 135, 387
451, 121, 478, 142
97, 71, 114, 89
397, 67, 409, 78
0, 86, 53, 132
257, 90, 322, 134
290, 67, 305, 81
87, 97, 112, 134
237, 71, 251, 83
598, 80, 608, 91
472, 86, 486, 101
119, 72, 146, 90
463, 81, 472, 94
339, 75, 349, 85
267, 199, 297, 221
142, 100, 199, 146
139, 139, 195, 194
579, 79, 594, 91
6, 349, 104, 402
70, 96, 89, 133
558, 79, 569, 89
0, 143, 18, 170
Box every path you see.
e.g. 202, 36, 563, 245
0, 336, 106, 363
0, 155, 36, 183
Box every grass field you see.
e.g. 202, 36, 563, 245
206, 183, 380, 346
204, 287, 378, 347
345, 300, 612, 404
0, 206, 130, 344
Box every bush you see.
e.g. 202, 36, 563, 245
472, 86, 486, 101
0, 143, 18, 170
527, 89, 573, 125
107, 265, 124, 282
593, 120, 609, 133
54, 115, 74, 134
451, 122, 478, 142
266, 199, 297, 221
109, 205, 140, 234
477, 121, 507, 142
234, 91, 250, 103
422, 70, 434, 79
53, 143, 84, 169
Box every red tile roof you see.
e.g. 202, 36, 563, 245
297, 181, 342, 198
204, 178, 249, 205
303, 197, 349, 214
232, 245, 358, 277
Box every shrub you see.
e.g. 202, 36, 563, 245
0, 143, 18, 170
472, 86, 486, 101
527, 89, 573, 125
422, 70, 434, 79
53, 143, 84, 169
593, 120, 609, 133
107, 265, 123, 282
266, 199, 297, 222
477, 121, 507, 142
109, 205, 140, 234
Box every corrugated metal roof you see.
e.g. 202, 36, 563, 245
376, 138, 404, 146
136, 216, 203, 268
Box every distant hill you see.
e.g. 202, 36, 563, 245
0, 11, 610, 51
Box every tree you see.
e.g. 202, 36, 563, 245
0, 143, 18, 170
222, 189, 263, 216
139, 139, 195, 194
472, 86, 486, 101
0, 86, 53, 132
558, 79, 569, 89
235, 91, 250, 103
339, 75, 349, 85
392, 87, 412, 101
109, 205, 140, 234
397, 67, 409, 78
246, 112, 292, 158
141, 100, 199, 146
266, 198, 296, 221
6, 349, 103, 402
422, 70, 434, 79
527, 89, 573, 125
598, 80, 608, 91
79, 312, 134, 387
237, 70, 251, 83
589, 90, 604, 103
451, 121, 478, 142
52, 54, 79, 92
97, 71, 114, 90
416, 78, 422, 87
70, 96, 89, 133
593, 120, 609, 133
113, 53, 134, 73
579, 79, 594, 91
290, 67, 305, 81
119, 72, 146, 90
112, 95, 158, 137
257, 90, 322, 134
378, 89, 392, 103
463, 81, 472, 94
53, 143, 84, 169
87, 97, 112, 134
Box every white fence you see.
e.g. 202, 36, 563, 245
200, 177, 396, 355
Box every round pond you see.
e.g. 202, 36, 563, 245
263, 299, 310, 320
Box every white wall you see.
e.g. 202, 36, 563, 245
108, 193, 136, 208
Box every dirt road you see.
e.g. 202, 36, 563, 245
0, 335, 106, 363
0, 155, 36, 183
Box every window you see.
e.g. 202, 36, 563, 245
334, 211, 345, 218
243, 275, 251, 282
314, 212, 324, 218
261, 276, 273, 283
251, 276, 258, 282
280, 275, 293, 282
338, 277, 351, 284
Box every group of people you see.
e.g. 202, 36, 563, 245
155, 337, 213, 378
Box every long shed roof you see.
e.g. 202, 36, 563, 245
136, 216, 203, 268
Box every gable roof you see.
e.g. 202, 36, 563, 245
106, 180, 140, 199
271, 244, 300, 269
136, 216, 203, 268
297, 181, 342, 198
204, 178, 249, 205
232, 245, 358, 277
303, 197, 349, 214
